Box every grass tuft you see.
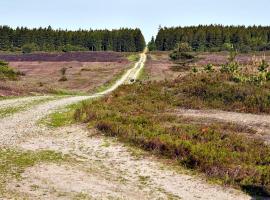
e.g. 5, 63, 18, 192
0, 149, 65, 193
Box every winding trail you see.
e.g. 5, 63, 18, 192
0, 51, 146, 147
0, 50, 252, 199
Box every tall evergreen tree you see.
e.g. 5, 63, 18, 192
155, 25, 270, 52
0, 26, 145, 52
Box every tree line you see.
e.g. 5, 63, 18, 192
155, 25, 270, 52
0, 26, 145, 53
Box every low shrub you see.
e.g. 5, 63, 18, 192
177, 73, 270, 113
74, 80, 270, 196
22, 43, 37, 54
0, 60, 20, 80
170, 52, 194, 61
61, 44, 88, 52
169, 42, 194, 61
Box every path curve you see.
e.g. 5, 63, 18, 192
0, 51, 147, 147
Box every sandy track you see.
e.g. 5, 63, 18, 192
124, 51, 147, 84
6, 125, 250, 200
0, 96, 51, 109
0, 52, 146, 147
175, 108, 270, 144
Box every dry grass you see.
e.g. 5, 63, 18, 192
0, 52, 134, 96
0, 61, 131, 96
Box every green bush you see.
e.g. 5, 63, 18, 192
0, 60, 18, 80
61, 44, 88, 52
22, 43, 37, 54
170, 52, 194, 61
178, 73, 270, 113
258, 60, 269, 73
169, 42, 194, 61
204, 64, 214, 72
220, 62, 239, 74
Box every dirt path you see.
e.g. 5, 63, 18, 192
0, 51, 252, 199
6, 125, 250, 200
175, 108, 270, 144
0, 52, 146, 147
0, 95, 51, 109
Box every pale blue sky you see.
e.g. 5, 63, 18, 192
1, 0, 270, 42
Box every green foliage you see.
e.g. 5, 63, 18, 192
147, 36, 157, 51
127, 54, 140, 62
74, 80, 270, 196
191, 67, 198, 73
169, 43, 194, 61
61, 44, 88, 52
220, 62, 239, 74
0, 149, 64, 192
178, 73, 270, 113
155, 25, 270, 52
0, 60, 18, 80
22, 43, 37, 54
175, 42, 192, 52
228, 50, 237, 62
170, 52, 194, 61
258, 60, 269, 73
220, 50, 240, 74
204, 64, 214, 72
0, 26, 146, 52
222, 43, 233, 51
266, 72, 270, 81
40, 103, 84, 127
219, 53, 270, 85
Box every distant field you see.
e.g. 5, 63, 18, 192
0, 52, 133, 96
145, 51, 270, 81
0, 51, 126, 62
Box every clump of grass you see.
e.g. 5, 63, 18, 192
48, 88, 87, 96
0, 149, 65, 193
41, 100, 91, 127
0, 96, 61, 118
74, 81, 270, 197
0, 60, 23, 80
127, 54, 140, 62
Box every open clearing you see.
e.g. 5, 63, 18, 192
0, 52, 131, 96
146, 51, 270, 81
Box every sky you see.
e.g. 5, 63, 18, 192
1, 0, 270, 42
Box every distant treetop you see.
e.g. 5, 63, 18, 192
155, 25, 270, 52
0, 26, 146, 53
